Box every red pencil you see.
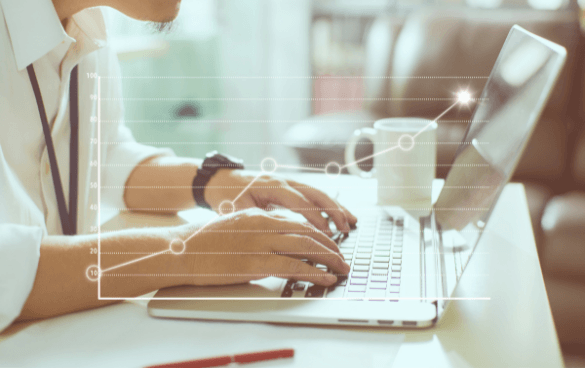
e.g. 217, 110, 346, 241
145, 348, 295, 368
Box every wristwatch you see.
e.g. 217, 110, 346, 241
192, 151, 245, 209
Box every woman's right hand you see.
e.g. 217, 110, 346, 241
174, 208, 350, 287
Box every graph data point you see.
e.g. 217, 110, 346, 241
218, 200, 236, 216
398, 134, 415, 151
86, 265, 100, 282
169, 238, 186, 255
325, 162, 342, 178
260, 157, 278, 173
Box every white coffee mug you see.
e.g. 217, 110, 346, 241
344, 118, 437, 205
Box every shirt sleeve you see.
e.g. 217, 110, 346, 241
0, 147, 45, 333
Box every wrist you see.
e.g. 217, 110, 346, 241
193, 152, 244, 209
203, 168, 233, 208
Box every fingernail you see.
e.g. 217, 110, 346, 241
342, 262, 350, 273
325, 274, 337, 284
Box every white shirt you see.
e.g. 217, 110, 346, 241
0, 0, 171, 331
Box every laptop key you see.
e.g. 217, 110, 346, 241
281, 279, 295, 297
389, 286, 400, 293
374, 257, 391, 263
355, 253, 372, 259
392, 254, 402, 259
391, 265, 401, 271
305, 284, 326, 298
340, 243, 356, 249
348, 285, 367, 292
375, 251, 391, 257
368, 284, 387, 290
357, 247, 373, 253
292, 282, 306, 291
281, 288, 293, 297
354, 259, 371, 265
350, 278, 367, 285
371, 275, 388, 282
391, 272, 401, 278
392, 259, 402, 265
372, 262, 390, 269
353, 265, 369, 272
351, 271, 369, 278
376, 246, 392, 251
372, 270, 389, 276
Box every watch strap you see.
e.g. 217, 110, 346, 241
192, 153, 244, 209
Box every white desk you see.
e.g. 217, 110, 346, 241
0, 174, 563, 368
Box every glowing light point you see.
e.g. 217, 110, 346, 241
169, 238, 186, 255
218, 200, 236, 216
457, 90, 472, 104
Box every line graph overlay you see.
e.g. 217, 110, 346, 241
96, 91, 475, 300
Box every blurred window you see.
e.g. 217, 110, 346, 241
104, 1, 218, 39
526, 0, 569, 10
102, 2, 223, 159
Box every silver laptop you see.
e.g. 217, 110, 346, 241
148, 26, 566, 328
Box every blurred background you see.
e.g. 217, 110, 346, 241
105, 0, 585, 364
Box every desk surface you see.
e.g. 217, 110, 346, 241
0, 174, 563, 368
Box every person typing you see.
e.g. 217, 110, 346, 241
0, 0, 355, 332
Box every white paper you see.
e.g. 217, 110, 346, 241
0, 302, 404, 368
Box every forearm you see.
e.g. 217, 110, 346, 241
18, 226, 190, 321
124, 155, 202, 213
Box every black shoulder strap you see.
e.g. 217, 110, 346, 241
27, 64, 79, 235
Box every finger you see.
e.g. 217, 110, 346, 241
286, 179, 358, 225
287, 181, 350, 233
262, 186, 334, 236
260, 215, 341, 254
338, 203, 358, 226
232, 196, 257, 212
270, 235, 349, 275
262, 255, 338, 286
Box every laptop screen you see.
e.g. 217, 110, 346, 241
434, 25, 566, 258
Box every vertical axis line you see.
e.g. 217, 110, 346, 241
97, 76, 101, 299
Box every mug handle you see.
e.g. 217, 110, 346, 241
344, 127, 376, 179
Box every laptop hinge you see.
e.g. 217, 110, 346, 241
421, 211, 448, 305
431, 209, 449, 307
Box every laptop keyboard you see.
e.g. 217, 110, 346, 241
280, 215, 404, 300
